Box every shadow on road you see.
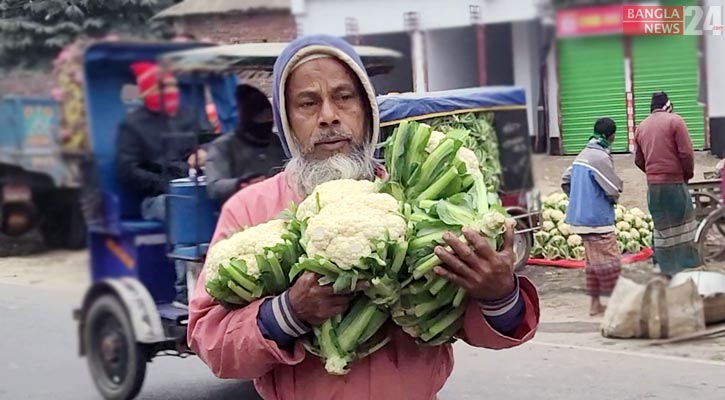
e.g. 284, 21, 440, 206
139, 380, 263, 400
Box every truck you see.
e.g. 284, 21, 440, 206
0, 96, 86, 248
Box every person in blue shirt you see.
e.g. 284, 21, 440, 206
561, 118, 624, 316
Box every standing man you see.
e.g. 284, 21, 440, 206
634, 92, 700, 276
188, 35, 539, 400
204, 84, 288, 202
562, 118, 624, 316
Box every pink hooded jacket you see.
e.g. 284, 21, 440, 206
188, 172, 540, 400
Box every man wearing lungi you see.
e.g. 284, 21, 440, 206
634, 91, 701, 277
562, 118, 624, 316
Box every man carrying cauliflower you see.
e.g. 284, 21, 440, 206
188, 35, 540, 400
561, 118, 624, 316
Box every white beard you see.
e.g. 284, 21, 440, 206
285, 143, 376, 196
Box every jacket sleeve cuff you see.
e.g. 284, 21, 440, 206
256, 290, 311, 348
479, 276, 525, 334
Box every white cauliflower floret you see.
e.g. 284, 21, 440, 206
542, 220, 556, 232
614, 208, 624, 221
629, 207, 646, 219
616, 221, 632, 232
296, 179, 375, 220
204, 236, 241, 281
303, 196, 407, 270
623, 213, 635, 224
549, 209, 565, 223
567, 234, 582, 247
456, 146, 480, 177
426, 130, 480, 177
557, 222, 572, 237
206, 219, 288, 279
480, 211, 506, 237
425, 130, 446, 153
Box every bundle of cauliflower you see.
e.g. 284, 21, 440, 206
531, 193, 654, 261
203, 119, 510, 375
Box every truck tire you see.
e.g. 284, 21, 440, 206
39, 190, 87, 249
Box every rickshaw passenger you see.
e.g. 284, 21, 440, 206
204, 84, 288, 202
116, 61, 206, 221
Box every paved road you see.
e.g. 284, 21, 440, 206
2, 283, 724, 400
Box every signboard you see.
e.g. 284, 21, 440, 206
623, 5, 723, 36
556, 5, 624, 37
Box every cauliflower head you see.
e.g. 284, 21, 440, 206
296, 179, 376, 220
549, 209, 565, 223
629, 207, 646, 219
426, 130, 480, 177
557, 222, 572, 237
616, 221, 632, 232
542, 220, 556, 232
567, 234, 583, 247
205, 219, 288, 280
302, 194, 407, 270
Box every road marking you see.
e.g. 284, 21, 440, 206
531, 340, 725, 367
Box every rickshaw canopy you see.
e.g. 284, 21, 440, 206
158, 42, 402, 75
377, 86, 527, 126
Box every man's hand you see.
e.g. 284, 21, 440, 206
433, 222, 516, 302
288, 271, 352, 326
187, 149, 208, 168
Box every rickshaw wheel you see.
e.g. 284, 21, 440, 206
513, 220, 532, 272
84, 294, 147, 400
696, 207, 725, 268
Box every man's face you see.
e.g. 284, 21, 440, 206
285, 57, 367, 159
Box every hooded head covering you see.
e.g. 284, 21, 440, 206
235, 84, 274, 145
650, 91, 673, 113
272, 35, 380, 158
130, 61, 179, 115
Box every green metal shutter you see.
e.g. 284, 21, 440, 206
632, 35, 704, 149
558, 36, 628, 154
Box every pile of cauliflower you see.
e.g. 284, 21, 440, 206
532, 193, 654, 261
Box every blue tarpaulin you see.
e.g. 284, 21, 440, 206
377, 86, 526, 125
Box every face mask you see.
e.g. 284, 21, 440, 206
248, 121, 274, 137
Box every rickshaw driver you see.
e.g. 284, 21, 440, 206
116, 61, 207, 305
116, 61, 207, 221
188, 35, 539, 400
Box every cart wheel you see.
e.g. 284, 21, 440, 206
697, 208, 725, 268
513, 221, 532, 272
83, 294, 147, 400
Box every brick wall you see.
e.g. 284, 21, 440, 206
174, 11, 297, 94
174, 12, 296, 45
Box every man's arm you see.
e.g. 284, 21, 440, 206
460, 276, 539, 347
561, 166, 572, 196
634, 145, 646, 173
674, 117, 695, 181
204, 141, 244, 201
591, 156, 623, 203
188, 204, 306, 379
116, 121, 166, 196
